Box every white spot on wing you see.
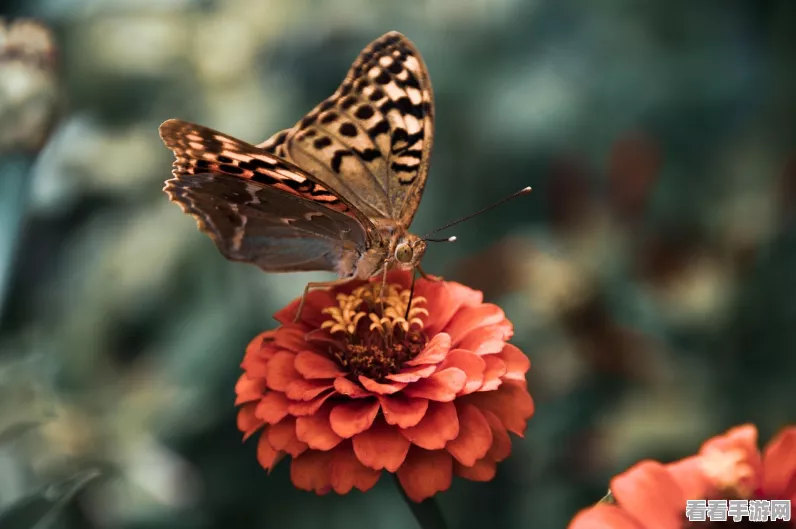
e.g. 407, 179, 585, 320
403, 56, 421, 72
274, 168, 306, 182
404, 115, 421, 134
304, 211, 324, 221
384, 82, 404, 100
407, 87, 423, 105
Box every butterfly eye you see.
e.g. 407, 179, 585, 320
395, 243, 413, 263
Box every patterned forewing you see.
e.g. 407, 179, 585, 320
164, 172, 368, 273
159, 119, 376, 232
271, 31, 434, 227
257, 128, 290, 156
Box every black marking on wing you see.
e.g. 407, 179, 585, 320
267, 31, 435, 226
158, 119, 377, 234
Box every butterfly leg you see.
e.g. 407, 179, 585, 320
379, 261, 389, 315
294, 278, 353, 323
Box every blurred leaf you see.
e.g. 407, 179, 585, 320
0, 468, 101, 529
0, 420, 41, 446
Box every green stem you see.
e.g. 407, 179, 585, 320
393, 475, 449, 529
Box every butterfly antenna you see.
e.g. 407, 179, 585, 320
424, 235, 457, 243
422, 186, 532, 239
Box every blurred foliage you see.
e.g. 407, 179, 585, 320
0, 1, 795, 528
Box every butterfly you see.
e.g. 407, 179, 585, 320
160, 32, 444, 320
160, 32, 530, 321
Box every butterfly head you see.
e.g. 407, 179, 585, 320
393, 234, 427, 271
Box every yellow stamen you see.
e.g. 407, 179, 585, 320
319, 281, 430, 380
322, 282, 427, 336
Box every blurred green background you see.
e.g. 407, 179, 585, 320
1, 1, 795, 528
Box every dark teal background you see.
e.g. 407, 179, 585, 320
1, 1, 795, 528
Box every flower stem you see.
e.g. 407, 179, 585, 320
393, 475, 449, 529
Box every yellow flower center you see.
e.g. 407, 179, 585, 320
320, 282, 429, 380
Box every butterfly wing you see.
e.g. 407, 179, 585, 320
256, 128, 290, 156
159, 120, 375, 274
159, 119, 377, 234
264, 31, 434, 228
164, 172, 368, 273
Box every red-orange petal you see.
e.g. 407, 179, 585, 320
329, 442, 382, 494
235, 374, 266, 404
479, 355, 507, 392
444, 304, 506, 347
464, 380, 534, 436
446, 404, 493, 467
610, 460, 685, 529
666, 455, 714, 501
237, 403, 263, 440
403, 368, 467, 402
294, 350, 344, 379
386, 364, 437, 383
359, 376, 406, 394
265, 351, 300, 391
244, 330, 276, 361
352, 417, 411, 472
295, 406, 343, 450
267, 418, 308, 457
241, 349, 271, 379
257, 431, 282, 473
401, 401, 459, 450
334, 377, 371, 398
380, 394, 429, 428
699, 424, 763, 496
567, 504, 643, 529
329, 399, 380, 438
482, 409, 512, 462
454, 458, 496, 482
457, 322, 513, 356
497, 343, 531, 381
273, 325, 312, 353
287, 390, 334, 416
439, 349, 485, 395
761, 426, 796, 499
290, 449, 335, 494
700, 424, 760, 458
397, 448, 453, 502
254, 391, 290, 424
285, 378, 334, 401
405, 333, 451, 366
420, 281, 483, 336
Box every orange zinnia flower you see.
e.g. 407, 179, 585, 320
569, 424, 796, 528
235, 271, 534, 502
